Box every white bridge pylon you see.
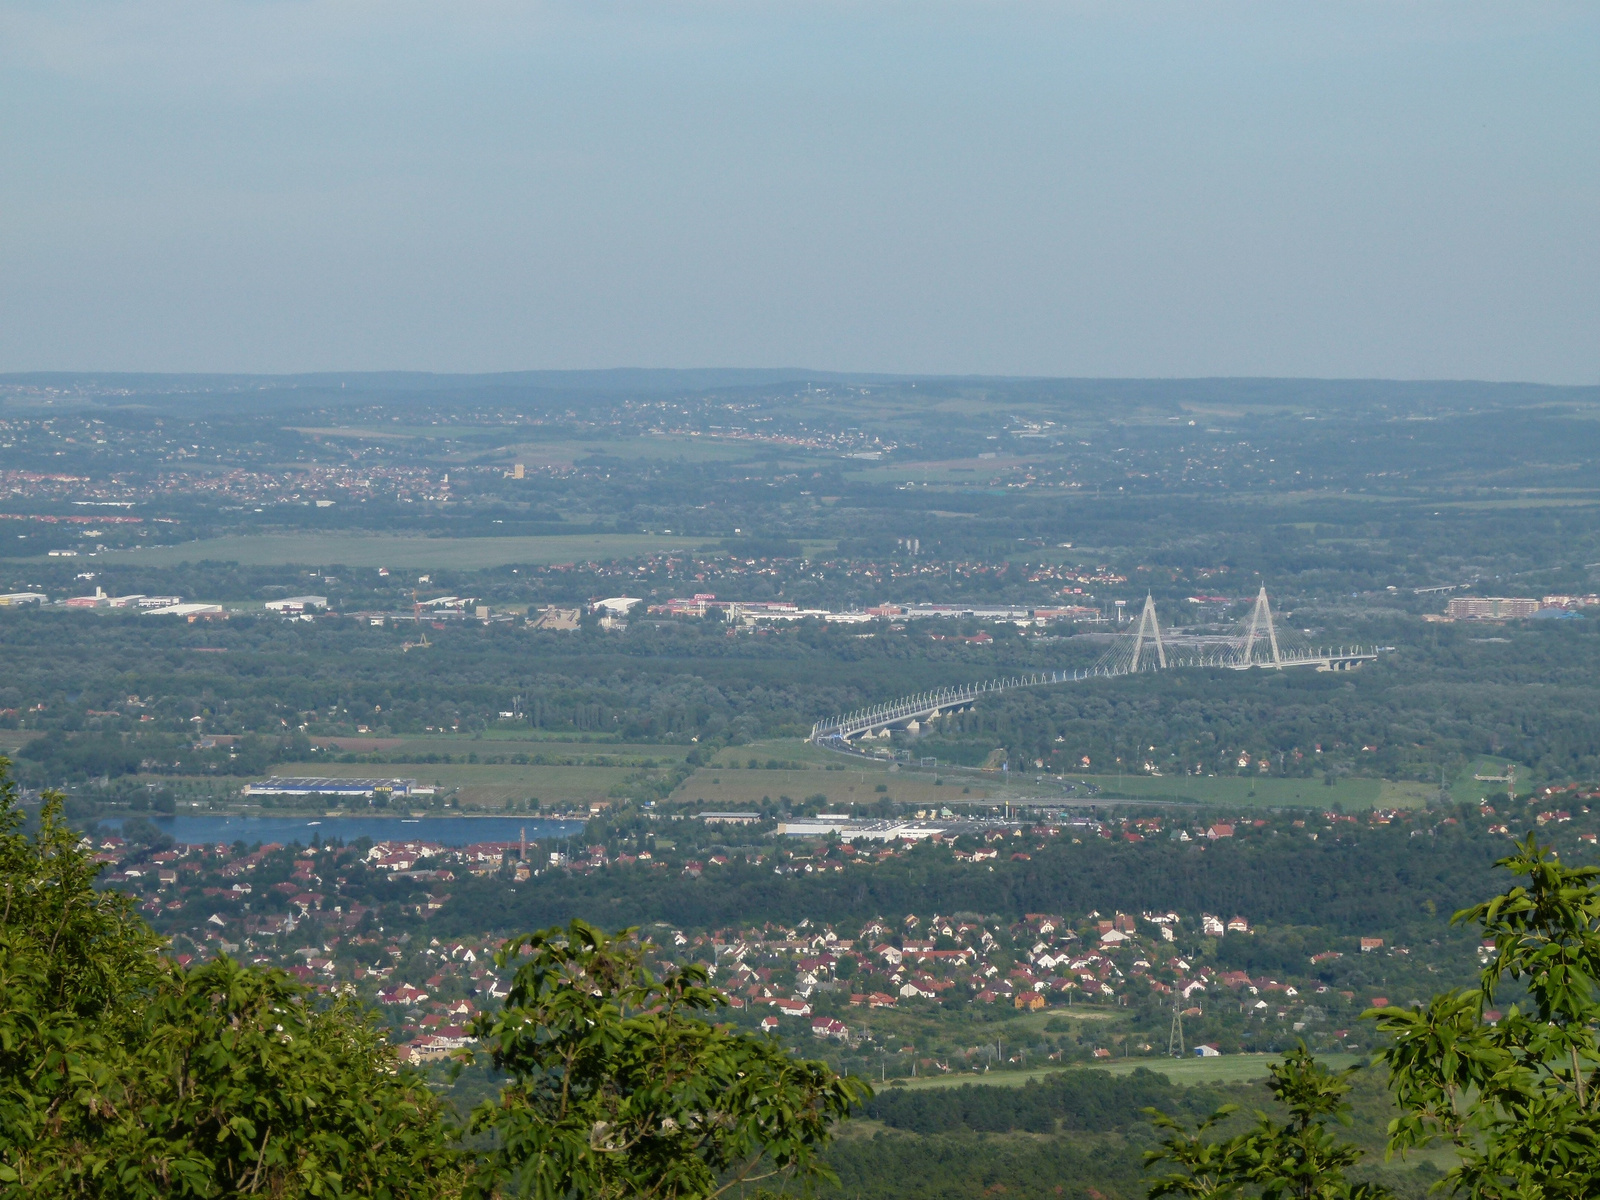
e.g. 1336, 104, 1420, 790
1242, 585, 1281, 667
1130, 593, 1167, 671
811, 586, 1377, 744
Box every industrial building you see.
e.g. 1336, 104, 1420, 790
1445, 596, 1542, 620
265, 595, 328, 613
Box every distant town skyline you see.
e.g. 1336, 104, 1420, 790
1, 2, 1595, 382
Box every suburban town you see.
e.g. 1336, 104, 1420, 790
76, 792, 1600, 1075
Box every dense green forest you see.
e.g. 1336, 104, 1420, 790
822, 1066, 1445, 1200
437, 811, 1515, 942
862, 1067, 1236, 1134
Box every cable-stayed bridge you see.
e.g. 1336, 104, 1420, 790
810, 588, 1377, 745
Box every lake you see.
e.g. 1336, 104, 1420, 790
138, 814, 586, 847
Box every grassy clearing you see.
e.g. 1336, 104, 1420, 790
1377, 780, 1440, 808
1449, 757, 1519, 807
103, 532, 706, 569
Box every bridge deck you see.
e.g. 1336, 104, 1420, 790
811, 649, 1378, 742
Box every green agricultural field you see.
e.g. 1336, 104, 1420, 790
699, 739, 1429, 812
287, 431, 836, 469
313, 732, 689, 766
679, 739, 1429, 813
891, 1052, 1364, 1091
102, 532, 707, 569
0, 731, 35, 756
1062, 772, 1433, 810
548, 435, 817, 465
467, 730, 662, 746
672, 767, 1006, 809
843, 455, 1048, 486
262, 759, 643, 809
707, 739, 847, 769
1431, 496, 1600, 510
285, 426, 438, 441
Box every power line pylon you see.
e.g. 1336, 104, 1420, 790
1241, 586, 1282, 668
403, 589, 432, 653
1130, 593, 1167, 671
1168, 998, 1185, 1057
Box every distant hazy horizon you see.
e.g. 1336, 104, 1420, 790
2, 2, 1595, 383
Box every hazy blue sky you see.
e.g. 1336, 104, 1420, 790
1, 2, 1595, 381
